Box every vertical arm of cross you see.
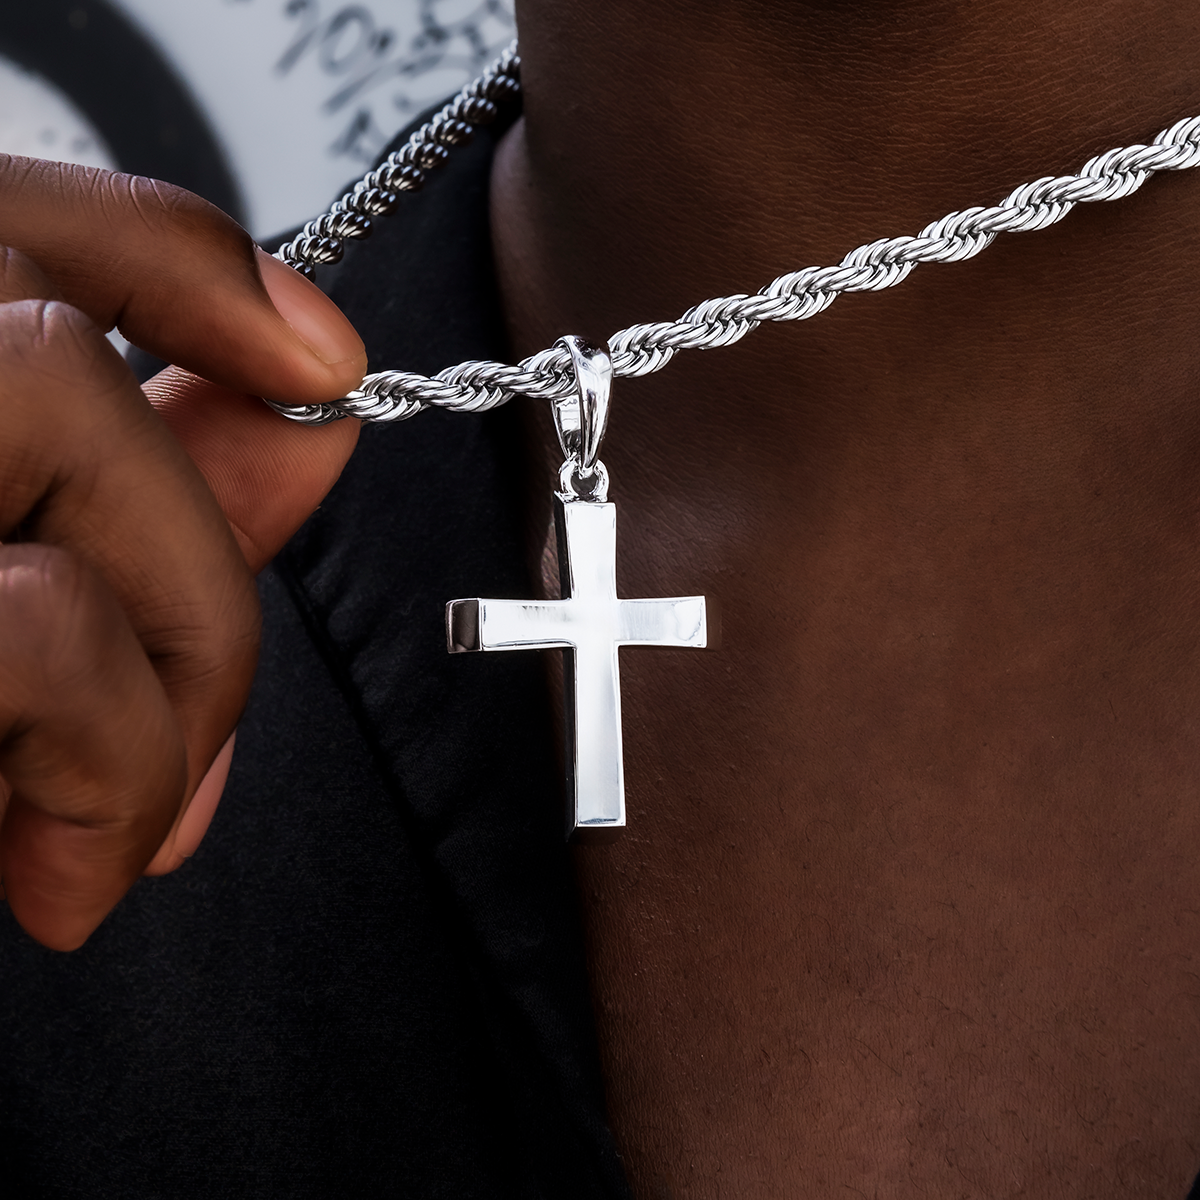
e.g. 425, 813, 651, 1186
555, 500, 625, 832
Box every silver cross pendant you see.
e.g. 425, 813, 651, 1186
445, 336, 716, 838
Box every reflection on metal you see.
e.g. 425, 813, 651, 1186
447, 498, 712, 837
552, 336, 611, 479
447, 335, 714, 838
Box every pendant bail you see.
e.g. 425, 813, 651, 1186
553, 336, 612, 501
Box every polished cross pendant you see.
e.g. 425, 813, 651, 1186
445, 337, 715, 837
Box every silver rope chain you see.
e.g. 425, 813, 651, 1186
269, 39, 1200, 426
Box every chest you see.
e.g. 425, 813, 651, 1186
568, 490, 1200, 1196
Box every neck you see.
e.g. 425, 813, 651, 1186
493, 0, 1200, 595
496, 0, 1200, 345
490, 5, 1200, 1194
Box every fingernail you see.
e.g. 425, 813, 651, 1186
256, 247, 365, 366
175, 732, 237, 860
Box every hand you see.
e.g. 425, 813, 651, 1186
0, 156, 367, 951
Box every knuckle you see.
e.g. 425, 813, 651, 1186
0, 543, 186, 829
0, 298, 119, 391
13, 545, 259, 699
116, 173, 254, 267
0, 244, 54, 301
0, 547, 105, 715
0, 544, 102, 667
150, 571, 262, 699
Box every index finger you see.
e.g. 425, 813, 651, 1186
0, 156, 367, 404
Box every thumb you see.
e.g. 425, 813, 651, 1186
145, 368, 360, 574
140, 368, 359, 876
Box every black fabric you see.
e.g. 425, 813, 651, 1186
0, 116, 632, 1199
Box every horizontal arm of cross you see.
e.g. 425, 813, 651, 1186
447, 594, 714, 654
618, 596, 710, 648
447, 597, 576, 652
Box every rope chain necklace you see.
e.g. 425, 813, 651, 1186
268, 40, 1200, 837
272, 39, 1200, 426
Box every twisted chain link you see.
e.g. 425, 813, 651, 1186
267, 41, 1200, 425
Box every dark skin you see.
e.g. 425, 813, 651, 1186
491, 0, 1200, 1194
0, 159, 363, 950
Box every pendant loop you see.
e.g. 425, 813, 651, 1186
558, 457, 610, 502
553, 336, 612, 480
